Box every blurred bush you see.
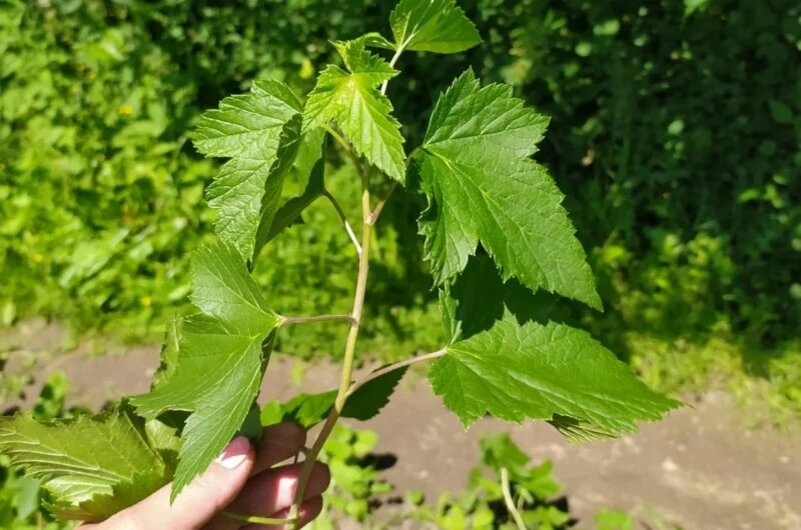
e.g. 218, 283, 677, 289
0, 1, 798, 376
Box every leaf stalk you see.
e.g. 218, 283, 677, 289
279, 314, 355, 326
347, 348, 446, 397
380, 46, 405, 95
323, 188, 362, 256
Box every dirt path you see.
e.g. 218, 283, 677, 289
3, 319, 800, 529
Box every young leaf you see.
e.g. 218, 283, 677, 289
416, 69, 601, 309
130, 240, 280, 499
389, 0, 481, 54
429, 319, 680, 432
193, 80, 304, 261
360, 31, 395, 50
0, 405, 169, 522
303, 39, 406, 183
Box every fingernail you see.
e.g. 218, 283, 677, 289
214, 436, 250, 470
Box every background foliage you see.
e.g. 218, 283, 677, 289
1, 0, 799, 417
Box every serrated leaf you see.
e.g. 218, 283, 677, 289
546, 414, 621, 442
254, 130, 326, 249
250, 113, 304, 260
416, 70, 601, 309
341, 366, 407, 420
265, 368, 407, 429
429, 319, 680, 432
0, 405, 169, 522
303, 39, 406, 183
131, 240, 280, 499
389, 0, 481, 54
193, 80, 304, 261
441, 254, 563, 343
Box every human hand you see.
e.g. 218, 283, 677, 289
80, 422, 330, 530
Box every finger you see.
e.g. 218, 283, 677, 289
204, 461, 330, 530
253, 423, 306, 474
104, 436, 254, 530
240, 496, 324, 530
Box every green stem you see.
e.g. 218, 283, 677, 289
501, 467, 527, 530
380, 46, 404, 95
279, 314, 354, 326
291, 188, 373, 528
368, 181, 397, 225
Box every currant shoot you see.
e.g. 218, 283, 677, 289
0, 0, 679, 526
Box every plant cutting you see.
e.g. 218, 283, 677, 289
0, 0, 679, 527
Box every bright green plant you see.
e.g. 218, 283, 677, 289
0, 1, 679, 527
403, 433, 685, 530
0, 372, 78, 530
406, 433, 570, 529
305, 424, 391, 528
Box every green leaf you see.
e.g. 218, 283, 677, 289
254, 130, 326, 249
131, 240, 280, 499
193, 80, 304, 261
342, 367, 407, 420
0, 405, 169, 522
389, 0, 481, 54
440, 254, 565, 343
279, 391, 338, 429
429, 319, 680, 432
416, 70, 601, 309
14, 476, 42, 520
265, 367, 407, 428
143, 416, 183, 474
546, 414, 622, 442
478, 433, 529, 475
360, 31, 395, 50
768, 99, 794, 125
303, 39, 406, 183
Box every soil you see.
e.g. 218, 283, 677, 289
2, 319, 800, 530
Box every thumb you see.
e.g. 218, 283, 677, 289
105, 436, 254, 530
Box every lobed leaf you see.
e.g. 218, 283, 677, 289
429, 319, 681, 432
131, 240, 280, 499
0, 405, 170, 522
303, 39, 406, 183
193, 80, 306, 262
389, 0, 481, 54
416, 69, 601, 309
